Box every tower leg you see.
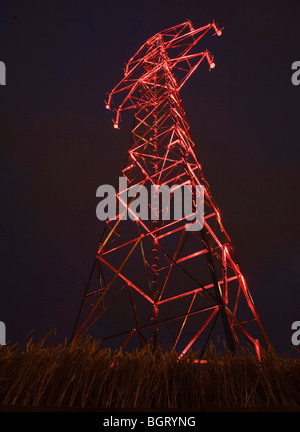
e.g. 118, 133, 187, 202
201, 229, 236, 353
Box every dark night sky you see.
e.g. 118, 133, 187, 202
0, 0, 299, 354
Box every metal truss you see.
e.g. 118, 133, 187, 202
72, 21, 270, 360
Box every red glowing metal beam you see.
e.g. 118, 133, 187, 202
176, 248, 208, 263
173, 291, 197, 350
178, 307, 219, 359
158, 276, 239, 306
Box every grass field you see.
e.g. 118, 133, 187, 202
0, 333, 299, 410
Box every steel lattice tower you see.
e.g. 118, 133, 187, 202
72, 21, 270, 359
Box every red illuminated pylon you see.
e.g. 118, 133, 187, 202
72, 21, 270, 359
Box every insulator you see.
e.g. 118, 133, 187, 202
212, 21, 222, 36
205, 51, 215, 69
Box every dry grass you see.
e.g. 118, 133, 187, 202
0, 333, 299, 410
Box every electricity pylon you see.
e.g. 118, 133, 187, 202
71, 21, 270, 360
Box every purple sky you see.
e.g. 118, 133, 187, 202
0, 0, 300, 354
